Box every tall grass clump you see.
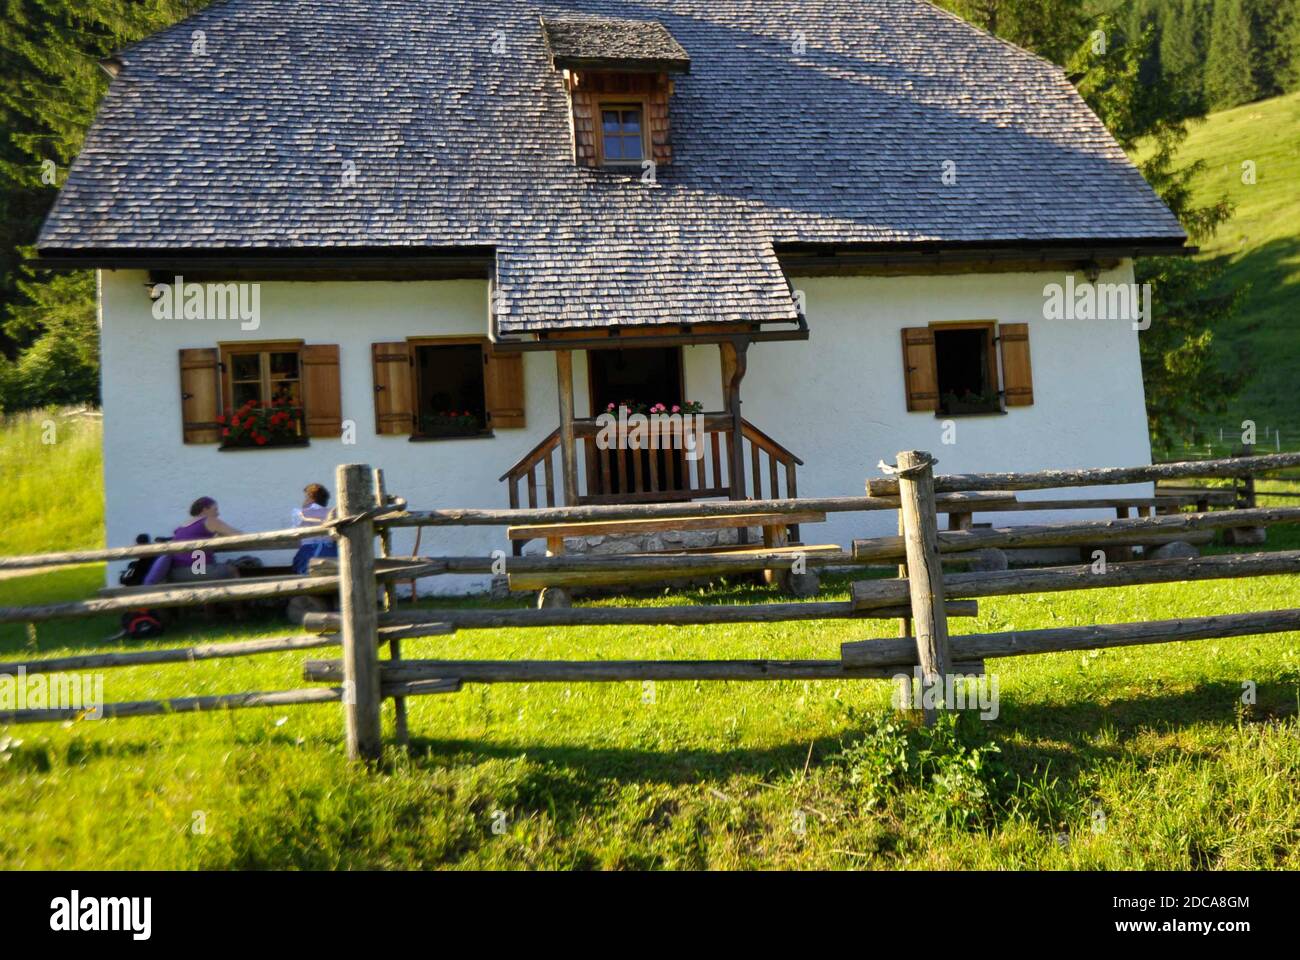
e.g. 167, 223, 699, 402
0, 406, 103, 556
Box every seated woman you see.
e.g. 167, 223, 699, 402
291, 483, 339, 574
142, 497, 243, 585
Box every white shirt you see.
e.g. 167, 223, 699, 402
293, 503, 331, 545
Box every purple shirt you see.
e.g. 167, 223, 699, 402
142, 517, 216, 585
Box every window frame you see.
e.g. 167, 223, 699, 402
596, 99, 649, 167
408, 335, 494, 442
928, 320, 1005, 418
217, 339, 310, 448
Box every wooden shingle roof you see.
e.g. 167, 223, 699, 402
38, 0, 1187, 333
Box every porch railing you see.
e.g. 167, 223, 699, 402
499, 414, 802, 510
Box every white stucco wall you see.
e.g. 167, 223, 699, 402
98, 262, 1151, 592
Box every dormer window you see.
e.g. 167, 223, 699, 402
541, 16, 689, 171
600, 104, 645, 165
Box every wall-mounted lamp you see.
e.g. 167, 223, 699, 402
1083, 261, 1102, 283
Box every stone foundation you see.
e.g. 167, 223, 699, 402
520, 526, 753, 557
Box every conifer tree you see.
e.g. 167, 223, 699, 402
1204, 0, 1259, 108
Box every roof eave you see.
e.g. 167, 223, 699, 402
775, 237, 1196, 268
552, 55, 690, 74
30, 246, 497, 279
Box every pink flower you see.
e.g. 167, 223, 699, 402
607, 402, 615, 411
671, 405, 681, 413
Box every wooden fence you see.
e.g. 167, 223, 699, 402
5, 452, 1300, 760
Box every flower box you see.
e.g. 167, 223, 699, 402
419, 412, 484, 438
218, 401, 305, 448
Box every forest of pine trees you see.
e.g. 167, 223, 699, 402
1119, 0, 1300, 110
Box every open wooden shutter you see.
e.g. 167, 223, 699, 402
179, 348, 222, 444
372, 341, 414, 435
900, 327, 939, 412
999, 323, 1034, 407
302, 344, 342, 437
485, 346, 526, 428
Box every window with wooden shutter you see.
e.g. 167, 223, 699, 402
372, 341, 415, 435
485, 348, 526, 428
931, 321, 1001, 415
302, 343, 343, 437
179, 348, 222, 444
217, 340, 309, 446
900, 327, 939, 412
998, 323, 1034, 407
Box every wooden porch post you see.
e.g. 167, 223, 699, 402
556, 349, 579, 506
720, 338, 749, 501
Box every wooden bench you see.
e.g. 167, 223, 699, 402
506, 511, 828, 603
506, 511, 826, 547
96, 567, 298, 599
97, 567, 332, 623
505, 543, 843, 592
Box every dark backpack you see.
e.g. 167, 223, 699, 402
120, 533, 168, 587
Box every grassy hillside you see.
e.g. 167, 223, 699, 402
1156, 91, 1300, 452
0, 408, 103, 558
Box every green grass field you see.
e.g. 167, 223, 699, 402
1, 415, 1299, 869
1, 566, 1297, 869
1152, 90, 1300, 451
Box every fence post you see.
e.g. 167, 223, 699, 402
373, 467, 408, 749
894, 508, 913, 709
894, 450, 952, 724
337, 463, 383, 761
1225, 443, 1266, 546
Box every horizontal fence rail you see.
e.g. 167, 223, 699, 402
852, 507, 1300, 563
0, 687, 343, 726
301, 602, 982, 633
851, 550, 1300, 610
376, 492, 1019, 528
842, 608, 1300, 667
865, 452, 1300, 497
302, 658, 986, 685
0, 526, 325, 571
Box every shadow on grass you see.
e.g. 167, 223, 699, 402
395, 676, 1296, 824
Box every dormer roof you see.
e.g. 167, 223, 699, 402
541, 16, 690, 73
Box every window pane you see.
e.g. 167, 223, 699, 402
271, 380, 300, 405
269, 351, 299, 378
231, 353, 260, 381
233, 382, 261, 407
601, 106, 642, 162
